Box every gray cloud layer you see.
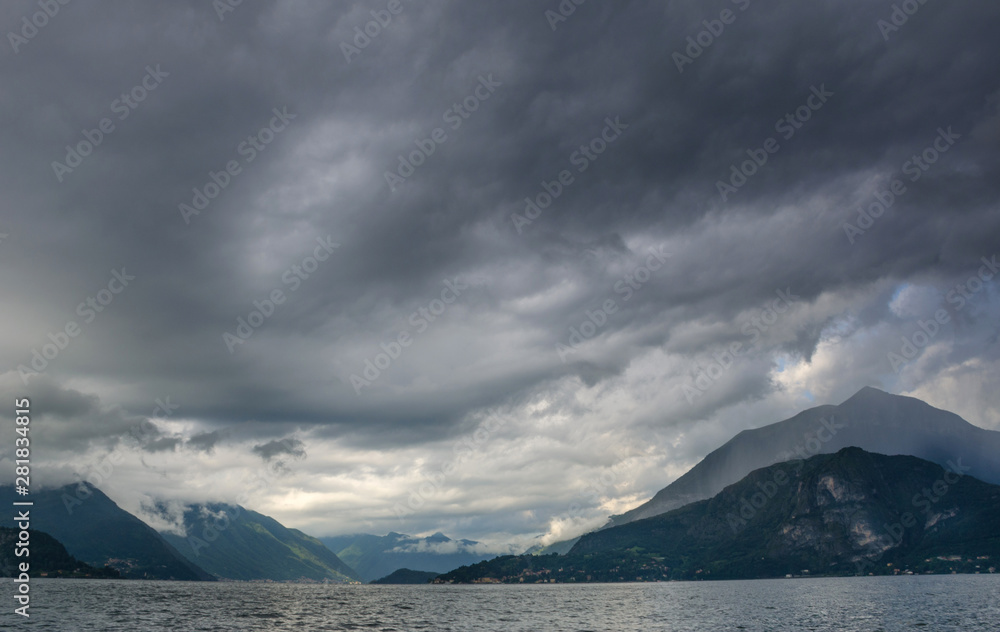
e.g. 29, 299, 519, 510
1, 0, 998, 544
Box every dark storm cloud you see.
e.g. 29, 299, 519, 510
186, 430, 223, 453
252, 437, 305, 461
144, 437, 183, 453
2, 0, 999, 538
0, 375, 163, 452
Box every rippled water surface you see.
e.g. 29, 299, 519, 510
3, 575, 998, 631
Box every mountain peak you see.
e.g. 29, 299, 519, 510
843, 385, 891, 403
605, 389, 1000, 529
322, 531, 494, 582
833, 445, 868, 456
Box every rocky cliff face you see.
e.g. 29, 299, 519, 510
578, 447, 1000, 577
439, 448, 1000, 582
606, 387, 1000, 528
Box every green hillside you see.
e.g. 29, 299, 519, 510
160, 503, 360, 582
0, 484, 213, 581
0, 528, 119, 579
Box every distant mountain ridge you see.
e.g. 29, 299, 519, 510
371, 568, 440, 584
606, 387, 1000, 527
159, 503, 360, 582
438, 448, 1000, 582
0, 484, 212, 580
321, 531, 495, 582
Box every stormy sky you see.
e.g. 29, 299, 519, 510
1, 0, 999, 550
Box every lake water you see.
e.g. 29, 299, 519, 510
2, 575, 998, 631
